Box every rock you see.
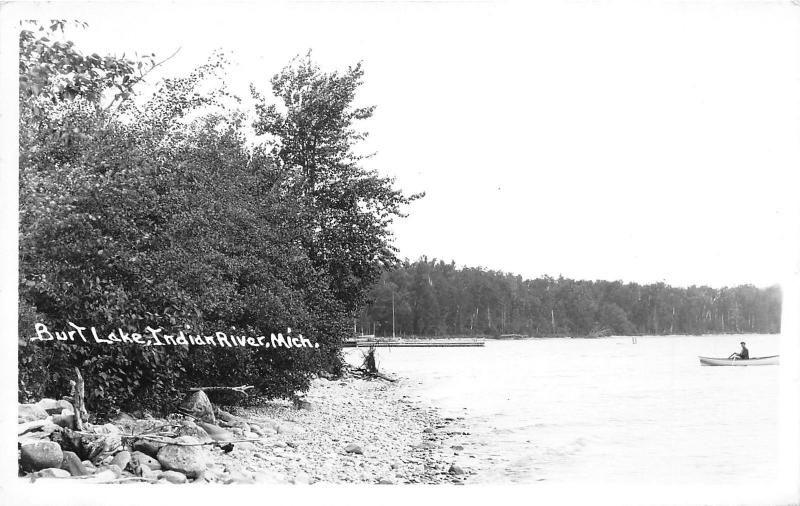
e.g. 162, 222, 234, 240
181, 391, 216, 423
20, 441, 63, 472
423, 428, 434, 433
196, 421, 234, 442
378, 477, 395, 484
93, 423, 121, 435
412, 442, 436, 450
161, 470, 188, 484
60, 451, 90, 476
225, 470, 255, 484
344, 444, 363, 454
81, 460, 96, 472
177, 420, 212, 443
156, 436, 209, 478
138, 464, 151, 477
97, 464, 123, 478
34, 468, 71, 479
51, 414, 75, 429
36, 398, 75, 415
451, 445, 464, 451
234, 442, 256, 452
286, 441, 298, 448
111, 450, 131, 471
18, 403, 49, 423
133, 438, 168, 458
448, 464, 465, 475
131, 451, 162, 471
214, 408, 239, 423
292, 397, 313, 410
90, 469, 118, 483
243, 431, 259, 439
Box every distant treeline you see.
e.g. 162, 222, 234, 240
358, 258, 782, 337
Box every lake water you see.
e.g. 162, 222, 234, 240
345, 334, 780, 487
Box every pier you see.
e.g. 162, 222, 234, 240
343, 337, 485, 348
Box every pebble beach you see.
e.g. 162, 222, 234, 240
215, 375, 472, 484
17, 374, 473, 485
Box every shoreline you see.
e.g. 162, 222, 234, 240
18, 372, 472, 485
215, 374, 472, 484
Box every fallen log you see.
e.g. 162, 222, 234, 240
188, 385, 254, 394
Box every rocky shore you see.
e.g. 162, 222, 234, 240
17, 374, 473, 485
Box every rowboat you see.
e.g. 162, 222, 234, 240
698, 355, 779, 366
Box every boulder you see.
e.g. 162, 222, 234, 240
51, 414, 75, 429
140, 465, 162, 481
214, 408, 239, 423
60, 451, 90, 476
36, 398, 74, 415
110, 412, 138, 432
92, 423, 121, 435
156, 436, 209, 478
448, 464, 465, 475
34, 468, 71, 479
344, 443, 363, 455
133, 438, 168, 458
111, 450, 131, 471
161, 470, 188, 484
89, 469, 117, 483
196, 421, 234, 442
180, 391, 215, 424
176, 420, 212, 443
18, 403, 49, 423
131, 451, 162, 471
97, 464, 123, 478
20, 441, 63, 472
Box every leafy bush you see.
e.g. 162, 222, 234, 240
18, 24, 414, 417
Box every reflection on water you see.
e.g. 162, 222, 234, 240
346, 334, 780, 485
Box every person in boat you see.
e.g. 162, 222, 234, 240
728, 342, 749, 360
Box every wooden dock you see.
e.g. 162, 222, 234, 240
343, 337, 485, 348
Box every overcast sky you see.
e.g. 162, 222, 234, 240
5, 0, 799, 288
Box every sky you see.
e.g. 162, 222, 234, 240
4, 0, 800, 288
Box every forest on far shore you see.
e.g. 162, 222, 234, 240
358, 258, 782, 337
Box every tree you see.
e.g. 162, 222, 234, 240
18, 28, 381, 414
252, 55, 422, 313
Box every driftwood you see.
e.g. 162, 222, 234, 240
188, 385, 253, 394
346, 365, 397, 382
121, 434, 264, 446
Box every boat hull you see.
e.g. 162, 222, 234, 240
698, 355, 779, 366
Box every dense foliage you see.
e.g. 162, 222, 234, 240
358, 258, 782, 337
18, 24, 415, 416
